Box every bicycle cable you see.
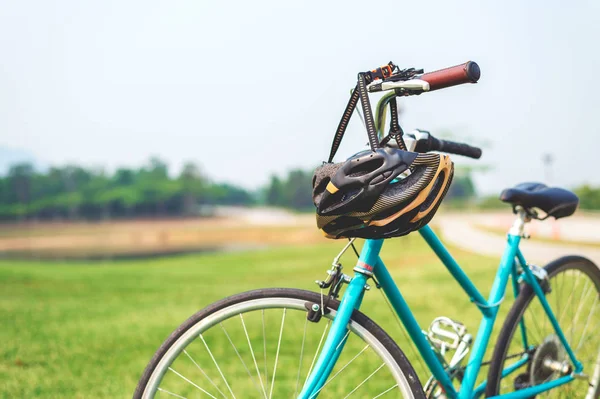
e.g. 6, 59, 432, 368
349, 238, 360, 258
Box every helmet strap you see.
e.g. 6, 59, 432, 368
327, 72, 380, 163
388, 98, 407, 151
327, 73, 407, 163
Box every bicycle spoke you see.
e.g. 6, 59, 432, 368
199, 334, 237, 399
139, 292, 417, 399
558, 271, 581, 326
268, 308, 286, 399
575, 296, 599, 352
525, 304, 544, 343
490, 263, 600, 397
308, 344, 370, 399
575, 319, 600, 355
543, 292, 548, 338
168, 367, 218, 399
336, 330, 350, 350
342, 363, 386, 399
565, 280, 593, 342
239, 314, 268, 399
569, 273, 579, 346
303, 320, 331, 387
293, 318, 308, 399
183, 349, 227, 399
157, 387, 188, 399
219, 323, 263, 396
379, 289, 427, 375
262, 309, 268, 395
555, 272, 563, 323
372, 384, 399, 399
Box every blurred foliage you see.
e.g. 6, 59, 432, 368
0, 158, 254, 221
574, 185, 600, 210
446, 174, 476, 200
474, 195, 506, 210
265, 169, 314, 210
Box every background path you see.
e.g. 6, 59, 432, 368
436, 212, 600, 265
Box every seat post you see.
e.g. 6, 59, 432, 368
508, 206, 531, 237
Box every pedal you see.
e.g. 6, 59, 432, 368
424, 317, 472, 399
429, 317, 472, 369
428, 317, 467, 352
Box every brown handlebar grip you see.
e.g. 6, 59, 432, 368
420, 61, 481, 91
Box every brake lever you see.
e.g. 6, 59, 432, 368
383, 67, 425, 82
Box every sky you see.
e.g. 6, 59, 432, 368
1, 1, 599, 194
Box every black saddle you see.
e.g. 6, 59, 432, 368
499, 182, 579, 219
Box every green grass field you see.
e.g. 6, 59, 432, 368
1, 234, 512, 398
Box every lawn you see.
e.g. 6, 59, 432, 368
0, 232, 511, 398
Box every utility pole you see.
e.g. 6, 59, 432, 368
542, 153, 560, 239
542, 153, 554, 184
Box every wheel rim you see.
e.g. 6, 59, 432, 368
142, 297, 416, 398
497, 267, 600, 398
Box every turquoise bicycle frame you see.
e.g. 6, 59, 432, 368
299, 224, 582, 399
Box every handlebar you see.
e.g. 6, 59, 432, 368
330, 60, 484, 163
367, 61, 481, 94
407, 130, 482, 159
429, 136, 482, 159
419, 61, 481, 91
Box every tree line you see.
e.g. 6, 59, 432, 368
3, 157, 597, 222
573, 185, 600, 210
0, 158, 254, 221
0, 159, 320, 221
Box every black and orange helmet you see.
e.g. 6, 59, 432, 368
312, 147, 453, 239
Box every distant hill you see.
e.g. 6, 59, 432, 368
0, 146, 46, 175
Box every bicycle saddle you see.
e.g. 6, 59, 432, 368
499, 182, 579, 219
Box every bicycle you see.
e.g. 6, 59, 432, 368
134, 61, 600, 398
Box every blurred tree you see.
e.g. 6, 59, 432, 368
285, 170, 313, 209
574, 185, 600, 210
265, 176, 284, 206
264, 170, 313, 210
447, 175, 476, 200
207, 183, 254, 205
114, 168, 135, 186
147, 157, 169, 179
136, 157, 177, 216
445, 165, 476, 201
179, 162, 206, 215
0, 158, 255, 221
8, 163, 34, 206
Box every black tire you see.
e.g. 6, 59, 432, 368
486, 256, 600, 398
134, 288, 425, 398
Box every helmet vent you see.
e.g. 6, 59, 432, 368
348, 158, 384, 177
313, 177, 330, 196
420, 171, 446, 211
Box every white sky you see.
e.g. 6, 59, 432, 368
1, 1, 599, 194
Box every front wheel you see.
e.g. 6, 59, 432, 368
486, 256, 600, 398
135, 288, 425, 398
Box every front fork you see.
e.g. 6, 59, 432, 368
298, 240, 383, 399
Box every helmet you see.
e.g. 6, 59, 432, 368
312, 147, 454, 239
